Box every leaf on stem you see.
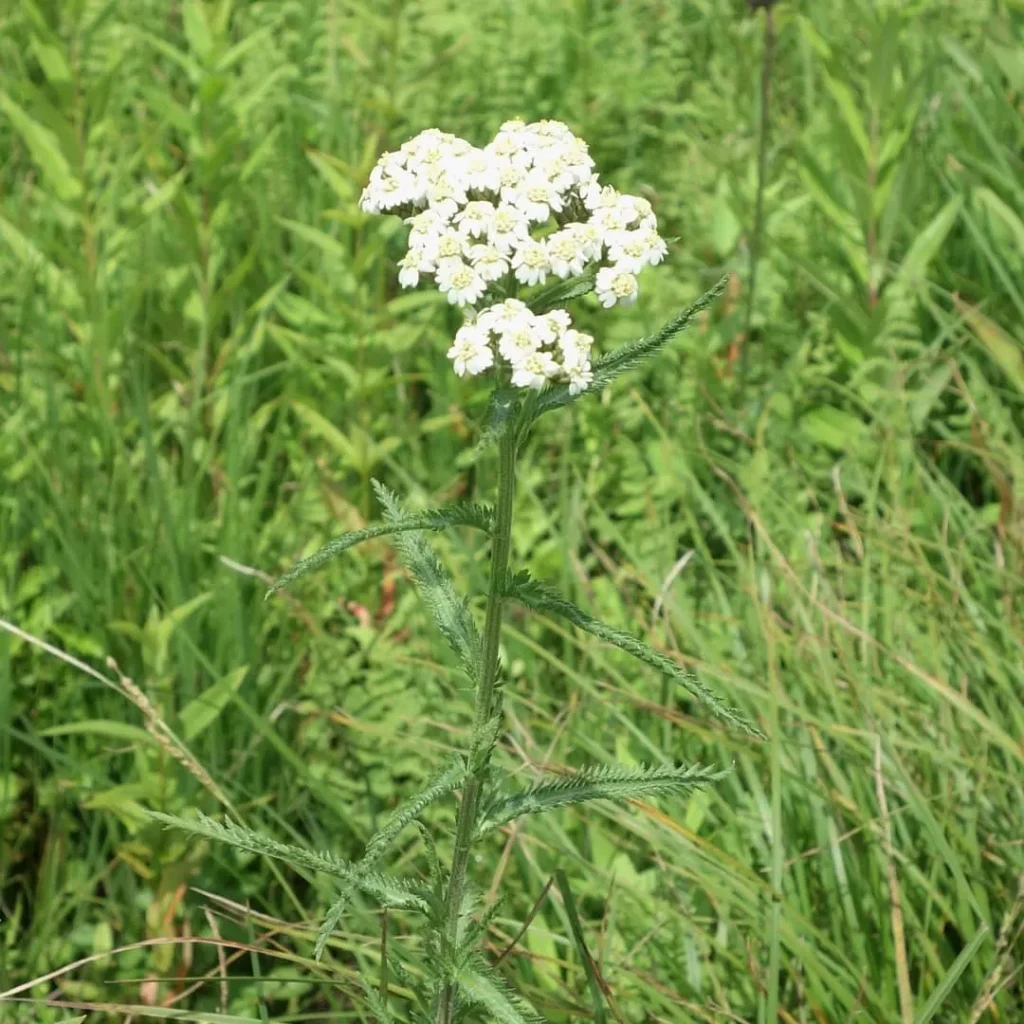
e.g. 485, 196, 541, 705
267, 502, 493, 595
476, 762, 727, 835
149, 810, 357, 879
525, 268, 597, 314
504, 570, 762, 737
362, 755, 466, 863
525, 275, 729, 427
374, 481, 484, 683
455, 957, 547, 1024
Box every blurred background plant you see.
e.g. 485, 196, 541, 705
0, 0, 1021, 1020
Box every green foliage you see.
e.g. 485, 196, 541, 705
454, 959, 546, 1024
505, 570, 761, 737
477, 762, 727, 836
526, 275, 729, 424
374, 480, 484, 684
363, 754, 466, 862
149, 810, 357, 879
2, 0, 1022, 1021
268, 503, 494, 595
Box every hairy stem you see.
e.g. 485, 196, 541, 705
436, 423, 517, 1023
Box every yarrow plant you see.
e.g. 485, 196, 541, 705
153, 121, 760, 1023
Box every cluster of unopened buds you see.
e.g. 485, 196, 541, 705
359, 120, 667, 394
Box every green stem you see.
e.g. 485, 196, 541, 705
436, 422, 517, 1023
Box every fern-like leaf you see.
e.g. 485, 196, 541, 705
150, 811, 357, 879
476, 762, 727, 835
526, 275, 728, 425
363, 755, 466, 863
374, 481, 483, 682
525, 268, 597, 314
314, 888, 351, 960
456, 957, 547, 1024
505, 571, 762, 737
267, 503, 493, 595
313, 869, 430, 960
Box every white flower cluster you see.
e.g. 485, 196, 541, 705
359, 120, 667, 390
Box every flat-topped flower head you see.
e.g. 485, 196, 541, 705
361, 119, 668, 391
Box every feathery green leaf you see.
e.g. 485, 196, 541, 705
267, 503, 493, 595
504, 571, 762, 737
314, 889, 352, 961
476, 762, 727, 835
526, 275, 729, 426
150, 811, 356, 879
456, 958, 547, 1024
525, 268, 597, 314
374, 481, 483, 682
313, 869, 431, 961
363, 755, 466, 863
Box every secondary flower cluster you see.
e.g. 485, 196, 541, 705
448, 300, 594, 395
359, 120, 667, 391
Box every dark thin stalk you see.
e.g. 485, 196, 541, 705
435, 424, 517, 1024
740, 3, 775, 391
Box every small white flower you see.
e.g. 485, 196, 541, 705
462, 150, 503, 194
565, 360, 593, 395
437, 259, 487, 306
468, 244, 508, 283
456, 200, 496, 239
497, 322, 542, 364
559, 328, 593, 362
398, 248, 433, 288
510, 349, 560, 389
488, 203, 530, 253
642, 228, 668, 266
433, 229, 468, 264
581, 182, 619, 212
596, 265, 639, 307
543, 309, 572, 335
447, 324, 495, 377
498, 162, 526, 205
546, 228, 589, 279
477, 298, 531, 334
606, 228, 667, 274
515, 170, 564, 223
511, 240, 550, 286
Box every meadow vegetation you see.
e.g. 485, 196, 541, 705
1, 0, 1022, 1021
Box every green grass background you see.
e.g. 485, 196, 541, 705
1, 0, 1022, 1020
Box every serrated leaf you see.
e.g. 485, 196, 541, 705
505, 571, 761, 737
526, 276, 728, 425
476, 762, 727, 835
268, 502, 493, 594
150, 811, 356, 878
374, 482, 483, 683
363, 755, 466, 862
456, 958, 547, 1024
525, 269, 597, 314
314, 888, 352, 961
